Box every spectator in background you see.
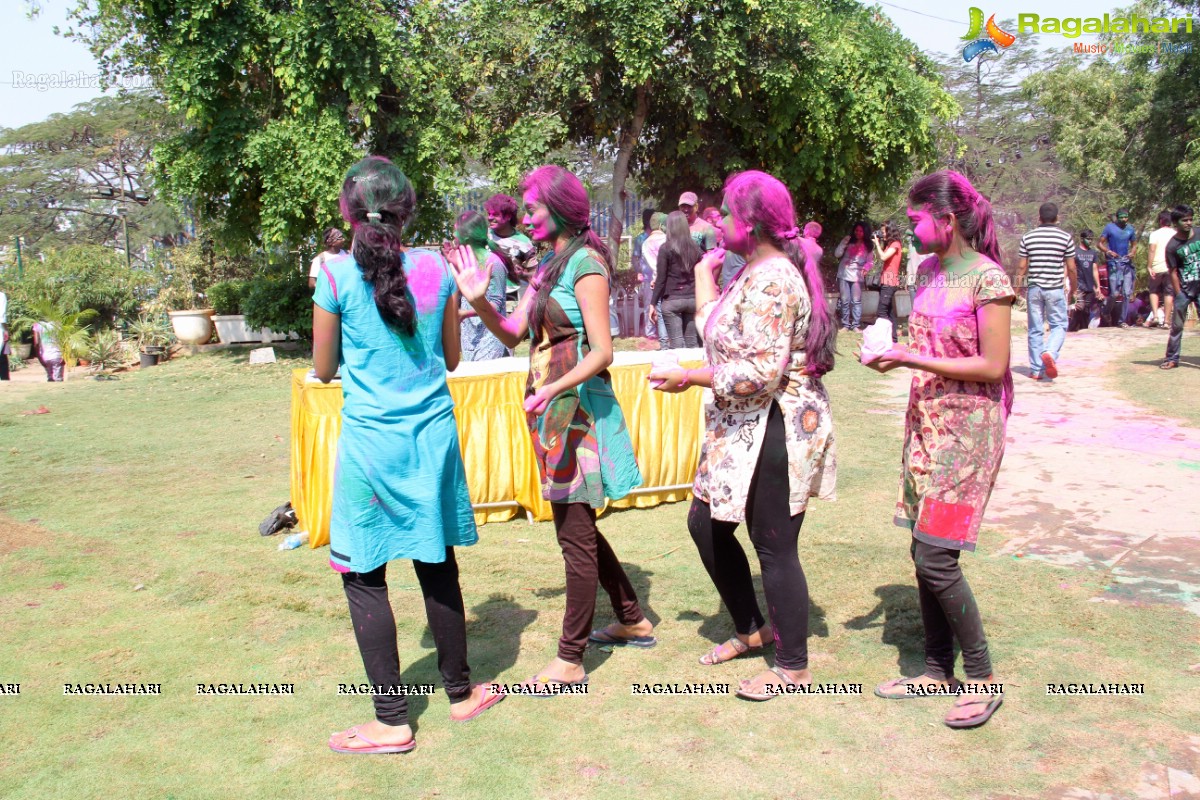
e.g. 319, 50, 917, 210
632, 208, 655, 286
0, 284, 9, 381
678, 191, 717, 252
308, 227, 348, 289
32, 320, 64, 382
1162, 204, 1200, 370
801, 221, 824, 274
835, 221, 873, 330
1100, 207, 1137, 328
642, 212, 669, 344
1017, 201, 1076, 381
486, 193, 537, 278
707, 206, 748, 290
871, 222, 904, 343
448, 210, 511, 361
649, 210, 702, 348
904, 230, 923, 289
1146, 209, 1176, 328
1069, 229, 1104, 332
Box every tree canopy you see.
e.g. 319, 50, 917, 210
0, 93, 184, 253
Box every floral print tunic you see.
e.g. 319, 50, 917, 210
693, 255, 837, 523
895, 255, 1015, 552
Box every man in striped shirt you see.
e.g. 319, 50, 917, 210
1017, 203, 1078, 381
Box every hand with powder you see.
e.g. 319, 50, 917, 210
446, 245, 492, 305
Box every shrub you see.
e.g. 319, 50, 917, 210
243, 269, 311, 341
8, 245, 152, 326
86, 329, 127, 372
207, 280, 249, 316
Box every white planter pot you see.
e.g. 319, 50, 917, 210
213, 314, 256, 344
168, 309, 215, 345
862, 290, 879, 320
11, 343, 32, 360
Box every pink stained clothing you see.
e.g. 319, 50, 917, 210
693, 255, 837, 523
800, 237, 823, 270
895, 254, 1015, 552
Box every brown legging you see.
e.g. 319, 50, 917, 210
552, 502, 646, 664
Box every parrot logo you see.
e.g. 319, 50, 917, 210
961, 8, 1016, 62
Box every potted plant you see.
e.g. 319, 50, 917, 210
153, 242, 215, 345
127, 314, 174, 367
207, 280, 255, 344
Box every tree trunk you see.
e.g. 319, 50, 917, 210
608, 79, 652, 270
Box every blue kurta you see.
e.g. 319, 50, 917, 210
314, 249, 478, 572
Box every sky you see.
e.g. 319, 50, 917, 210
0, 0, 1188, 130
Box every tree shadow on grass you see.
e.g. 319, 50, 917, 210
843, 584, 924, 677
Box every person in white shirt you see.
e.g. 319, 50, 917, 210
641, 212, 668, 342
1146, 209, 1176, 328
308, 228, 347, 289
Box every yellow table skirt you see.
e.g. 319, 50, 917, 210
290, 356, 704, 548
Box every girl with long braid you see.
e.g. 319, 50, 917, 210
449, 165, 654, 692
649, 170, 838, 700
862, 170, 1012, 729
313, 156, 504, 754
448, 210, 511, 361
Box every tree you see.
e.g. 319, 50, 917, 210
459, 0, 955, 254
0, 93, 185, 253
65, 0, 468, 247
1025, 0, 1200, 225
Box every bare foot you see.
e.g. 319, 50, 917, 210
449, 683, 503, 722
737, 666, 812, 699
328, 720, 413, 751
944, 677, 1004, 726
874, 674, 962, 698
594, 617, 654, 640
528, 656, 587, 684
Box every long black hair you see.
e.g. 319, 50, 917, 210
339, 156, 418, 335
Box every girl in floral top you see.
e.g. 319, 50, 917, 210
862, 170, 1013, 729
650, 170, 837, 700
451, 165, 652, 693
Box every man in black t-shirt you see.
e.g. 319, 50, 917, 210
1070, 229, 1104, 331
1162, 204, 1200, 369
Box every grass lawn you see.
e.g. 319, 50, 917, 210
1109, 339, 1200, 428
1, 342, 1197, 799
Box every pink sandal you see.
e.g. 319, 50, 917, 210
451, 683, 506, 723
328, 725, 416, 755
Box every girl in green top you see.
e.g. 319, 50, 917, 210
450, 165, 654, 692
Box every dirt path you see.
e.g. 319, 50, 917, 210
882, 324, 1200, 616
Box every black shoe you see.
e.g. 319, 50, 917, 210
259, 502, 298, 536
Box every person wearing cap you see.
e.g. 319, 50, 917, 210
678, 191, 718, 253
309, 227, 348, 289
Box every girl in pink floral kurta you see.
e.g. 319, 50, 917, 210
650, 171, 837, 701
863, 171, 1011, 730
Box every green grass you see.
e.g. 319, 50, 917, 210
1, 345, 1197, 799
1109, 340, 1200, 428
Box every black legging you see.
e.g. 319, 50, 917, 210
687, 401, 810, 670
910, 539, 992, 680
341, 548, 471, 726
